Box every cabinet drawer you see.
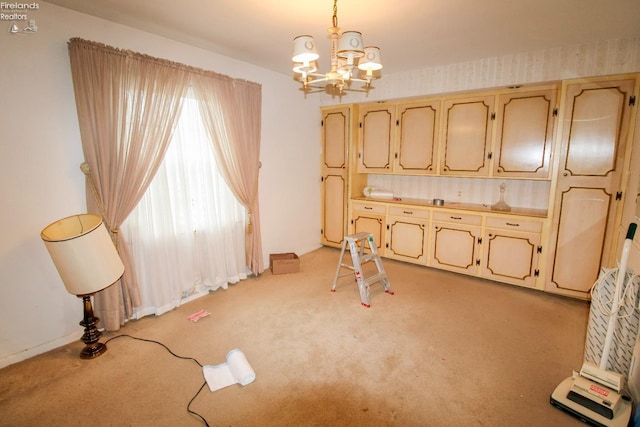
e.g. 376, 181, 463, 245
485, 216, 542, 233
432, 211, 482, 226
388, 206, 430, 219
351, 201, 386, 214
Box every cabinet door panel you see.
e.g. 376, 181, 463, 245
396, 101, 439, 174
483, 230, 540, 287
323, 110, 348, 169
429, 223, 480, 274
352, 213, 386, 254
441, 95, 494, 176
494, 89, 556, 178
322, 174, 346, 246
565, 87, 627, 176
359, 106, 393, 173
387, 216, 428, 264
549, 187, 612, 294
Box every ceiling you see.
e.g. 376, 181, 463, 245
43, 0, 640, 76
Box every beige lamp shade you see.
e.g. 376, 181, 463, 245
337, 31, 364, 59
358, 46, 383, 72
292, 35, 319, 64
41, 214, 124, 296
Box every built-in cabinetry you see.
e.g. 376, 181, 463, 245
357, 100, 440, 174
545, 77, 638, 298
320, 106, 350, 248
322, 74, 639, 298
357, 85, 558, 179
346, 198, 544, 288
482, 216, 542, 287
386, 205, 429, 264
430, 211, 482, 275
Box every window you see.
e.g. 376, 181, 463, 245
121, 93, 248, 318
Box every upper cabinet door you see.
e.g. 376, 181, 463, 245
394, 100, 440, 175
493, 87, 558, 179
441, 95, 495, 176
358, 104, 395, 173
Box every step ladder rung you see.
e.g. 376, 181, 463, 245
363, 272, 387, 287
359, 253, 379, 264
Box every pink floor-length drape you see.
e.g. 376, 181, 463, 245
68, 38, 190, 330
191, 74, 264, 275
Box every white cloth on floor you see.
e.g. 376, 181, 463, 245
202, 349, 256, 392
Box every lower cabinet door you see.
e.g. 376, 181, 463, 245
351, 211, 386, 255
429, 222, 481, 274
482, 229, 541, 287
386, 215, 428, 264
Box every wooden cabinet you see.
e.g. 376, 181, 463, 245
545, 76, 637, 298
441, 94, 494, 176
429, 211, 482, 275
358, 100, 440, 175
482, 216, 543, 287
328, 73, 639, 301
394, 100, 440, 175
321, 106, 351, 248
357, 104, 394, 173
493, 87, 557, 179
386, 206, 430, 264
350, 201, 387, 255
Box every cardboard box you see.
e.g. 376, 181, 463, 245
270, 253, 300, 275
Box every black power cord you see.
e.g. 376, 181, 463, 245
104, 334, 210, 426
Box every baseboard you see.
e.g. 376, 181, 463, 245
0, 331, 80, 369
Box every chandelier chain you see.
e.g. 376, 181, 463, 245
332, 0, 338, 28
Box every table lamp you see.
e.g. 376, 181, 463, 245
41, 214, 125, 359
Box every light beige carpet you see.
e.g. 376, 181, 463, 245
0, 247, 589, 426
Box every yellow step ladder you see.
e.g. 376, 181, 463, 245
331, 232, 393, 307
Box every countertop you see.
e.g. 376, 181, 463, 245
351, 195, 548, 218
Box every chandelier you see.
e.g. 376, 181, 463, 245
291, 0, 382, 95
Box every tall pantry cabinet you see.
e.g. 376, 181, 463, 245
545, 76, 638, 298
320, 105, 365, 248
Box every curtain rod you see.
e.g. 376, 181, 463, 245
68, 37, 261, 89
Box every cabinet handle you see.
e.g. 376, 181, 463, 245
364, 207, 373, 210
506, 222, 520, 227
403, 210, 413, 215
450, 216, 462, 220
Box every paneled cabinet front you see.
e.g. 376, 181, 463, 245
358, 100, 440, 175
493, 87, 558, 179
482, 216, 543, 287
429, 211, 483, 275
440, 94, 494, 177
321, 106, 350, 248
386, 206, 430, 264
546, 76, 637, 299
357, 104, 395, 173
350, 201, 387, 255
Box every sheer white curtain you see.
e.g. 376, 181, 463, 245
121, 93, 247, 318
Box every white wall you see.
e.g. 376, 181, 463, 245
0, 2, 320, 367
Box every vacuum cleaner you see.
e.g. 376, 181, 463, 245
550, 223, 638, 427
